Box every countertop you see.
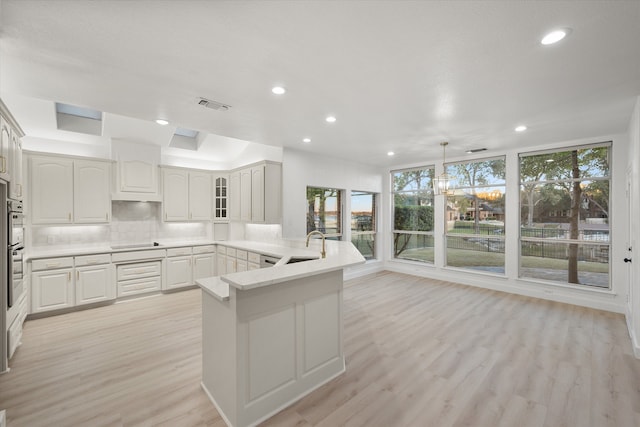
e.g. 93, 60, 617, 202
26, 239, 217, 260
215, 238, 365, 291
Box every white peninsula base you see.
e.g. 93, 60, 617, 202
201, 269, 345, 427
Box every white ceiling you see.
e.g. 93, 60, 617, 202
1, 0, 639, 166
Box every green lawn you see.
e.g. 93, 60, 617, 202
397, 247, 608, 273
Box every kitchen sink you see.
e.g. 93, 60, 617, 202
286, 257, 318, 264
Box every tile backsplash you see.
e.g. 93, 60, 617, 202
31, 201, 212, 249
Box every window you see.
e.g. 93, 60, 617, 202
392, 167, 435, 263
519, 143, 610, 288
445, 157, 506, 272
306, 187, 342, 240
351, 191, 377, 260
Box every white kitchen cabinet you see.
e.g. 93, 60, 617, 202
213, 173, 229, 221
31, 155, 111, 224
30, 156, 74, 224
229, 162, 282, 224
240, 168, 252, 222
248, 251, 261, 270
32, 268, 74, 313
74, 160, 111, 223
76, 264, 112, 305
0, 116, 10, 181
189, 171, 212, 220
163, 168, 189, 221
193, 253, 216, 281
163, 168, 212, 221
9, 130, 23, 200
229, 171, 241, 221
118, 159, 158, 194
165, 255, 192, 290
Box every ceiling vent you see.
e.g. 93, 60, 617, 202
465, 148, 487, 154
197, 97, 231, 111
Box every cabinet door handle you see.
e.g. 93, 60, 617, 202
77, 271, 79, 280
17, 183, 22, 197
46, 262, 60, 268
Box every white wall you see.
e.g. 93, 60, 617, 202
626, 96, 640, 357
281, 148, 384, 276
382, 133, 630, 315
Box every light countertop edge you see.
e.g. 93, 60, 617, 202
197, 277, 230, 302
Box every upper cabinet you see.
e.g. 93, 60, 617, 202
162, 167, 212, 221
229, 162, 282, 224
213, 173, 229, 221
1, 98, 26, 196
30, 155, 111, 225
74, 160, 111, 223
111, 140, 161, 202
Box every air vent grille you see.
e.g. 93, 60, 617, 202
197, 97, 231, 111
465, 148, 487, 154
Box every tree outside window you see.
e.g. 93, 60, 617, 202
392, 167, 435, 263
351, 191, 376, 260
306, 187, 342, 240
519, 144, 610, 288
445, 157, 506, 273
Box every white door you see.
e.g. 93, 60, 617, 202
251, 166, 265, 223
9, 130, 23, 200
626, 169, 635, 316
119, 159, 157, 193
240, 168, 252, 222
0, 116, 10, 180
32, 269, 74, 313
189, 171, 212, 220
166, 256, 192, 289
76, 265, 113, 305
163, 169, 189, 221
193, 253, 216, 280
31, 157, 74, 224
74, 160, 111, 223
229, 171, 241, 221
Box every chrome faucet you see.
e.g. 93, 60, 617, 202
306, 230, 326, 258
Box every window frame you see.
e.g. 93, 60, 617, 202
306, 186, 344, 240
350, 190, 377, 260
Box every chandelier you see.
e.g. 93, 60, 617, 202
433, 141, 454, 196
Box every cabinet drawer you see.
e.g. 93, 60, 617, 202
226, 248, 237, 258
193, 245, 216, 255
7, 287, 27, 326
116, 261, 161, 281
75, 253, 111, 266
235, 249, 248, 260
248, 252, 261, 264
217, 245, 227, 255
117, 276, 161, 297
32, 257, 74, 271
167, 247, 192, 257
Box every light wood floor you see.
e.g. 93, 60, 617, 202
1, 271, 639, 426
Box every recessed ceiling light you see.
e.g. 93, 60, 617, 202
303, 138, 311, 143
387, 151, 395, 156
515, 125, 527, 132
272, 86, 286, 95
325, 116, 337, 123
155, 119, 169, 125
541, 29, 570, 45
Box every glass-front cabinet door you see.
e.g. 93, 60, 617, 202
214, 174, 229, 221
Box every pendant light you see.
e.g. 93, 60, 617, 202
433, 141, 454, 196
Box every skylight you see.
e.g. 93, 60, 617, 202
174, 127, 199, 138
55, 102, 102, 120
55, 102, 103, 135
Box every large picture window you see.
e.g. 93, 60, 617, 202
519, 143, 610, 288
351, 191, 377, 260
392, 167, 435, 263
445, 157, 506, 272
306, 186, 342, 240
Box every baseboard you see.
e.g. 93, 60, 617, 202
200, 382, 233, 427
626, 314, 640, 359
344, 261, 384, 281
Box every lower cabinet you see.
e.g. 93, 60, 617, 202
116, 260, 162, 297
166, 255, 192, 290
193, 253, 216, 281
32, 267, 74, 313
76, 264, 113, 305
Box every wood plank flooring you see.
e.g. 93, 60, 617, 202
1, 271, 639, 426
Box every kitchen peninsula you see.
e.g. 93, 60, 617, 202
197, 238, 365, 427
